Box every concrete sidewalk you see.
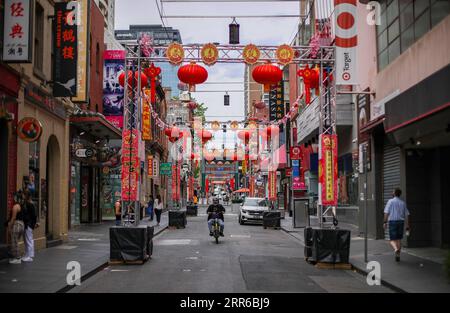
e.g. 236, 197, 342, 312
0, 212, 168, 293
280, 215, 450, 293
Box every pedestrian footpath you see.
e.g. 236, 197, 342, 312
280, 215, 450, 293
0, 212, 169, 293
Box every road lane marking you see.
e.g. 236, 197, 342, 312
155, 239, 194, 246
230, 235, 251, 238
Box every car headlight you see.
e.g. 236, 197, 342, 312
241, 210, 247, 214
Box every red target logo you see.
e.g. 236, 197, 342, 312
335, 0, 358, 48
342, 73, 351, 81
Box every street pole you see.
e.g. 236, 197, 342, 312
364, 143, 368, 263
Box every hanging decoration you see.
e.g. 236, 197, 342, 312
252, 63, 283, 92
229, 18, 240, 44
243, 44, 260, 65
118, 70, 148, 90
230, 121, 240, 130
198, 129, 213, 144
297, 65, 316, 105
165, 126, 183, 143
201, 43, 219, 66
139, 34, 154, 57
188, 101, 198, 110
276, 44, 295, 66
166, 42, 185, 65
178, 61, 208, 90
253, 101, 266, 110
143, 63, 161, 104
211, 121, 221, 131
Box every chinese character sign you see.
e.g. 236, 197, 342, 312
2, 0, 32, 62
269, 81, 284, 121
319, 134, 338, 206
269, 171, 277, 201
142, 89, 152, 141
121, 130, 140, 201
53, 2, 78, 97
72, 0, 89, 102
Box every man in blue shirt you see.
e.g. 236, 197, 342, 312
384, 188, 410, 262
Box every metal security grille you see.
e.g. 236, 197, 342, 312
383, 144, 401, 239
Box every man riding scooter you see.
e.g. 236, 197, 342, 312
207, 197, 225, 237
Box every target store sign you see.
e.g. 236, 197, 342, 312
335, 0, 358, 85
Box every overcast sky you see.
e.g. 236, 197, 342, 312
115, 0, 300, 123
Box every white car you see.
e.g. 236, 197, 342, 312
239, 198, 270, 225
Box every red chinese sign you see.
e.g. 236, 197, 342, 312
319, 134, 338, 206
53, 2, 78, 97
142, 89, 152, 141
121, 130, 140, 201
249, 175, 255, 197
3, 0, 31, 62
201, 43, 219, 66
166, 43, 184, 65
268, 171, 277, 201
290, 146, 301, 160
147, 156, 153, 178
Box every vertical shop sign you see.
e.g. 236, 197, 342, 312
121, 130, 139, 201
53, 2, 78, 97
335, 0, 358, 85
269, 81, 284, 121
172, 163, 177, 201
142, 89, 152, 141
147, 155, 153, 177
319, 134, 338, 206
2, 0, 33, 62
103, 50, 126, 129
268, 171, 277, 201
292, 160, 302, 190
72, 0, 89, 102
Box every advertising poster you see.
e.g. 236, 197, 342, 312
319, 134, 338, 206
103, 50, 126, 129
101, 166, 121, 220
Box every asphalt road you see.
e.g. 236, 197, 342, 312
71, 205, 390, 293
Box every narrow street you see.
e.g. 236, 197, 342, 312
71, 205, 389, 293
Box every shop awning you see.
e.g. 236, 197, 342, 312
360, 116, 385, 133
233, 188, 250, 193
70, 111, 122, 140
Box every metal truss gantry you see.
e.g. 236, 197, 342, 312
121, 42, 337, 228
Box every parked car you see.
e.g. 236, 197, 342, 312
239, 198, 270, 225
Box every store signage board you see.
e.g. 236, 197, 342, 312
2, 0, 33, 62
160, 163, 172, 176
72, 0, 89, 102
269, 81, 284, 121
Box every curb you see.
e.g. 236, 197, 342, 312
281, 226, 407, 293
56, 224, 169, 293
350, 262, 407, 293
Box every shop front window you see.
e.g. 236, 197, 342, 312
28, 141, 40, 215
338, 153, 358, 206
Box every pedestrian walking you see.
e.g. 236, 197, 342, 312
146, 195, 154, 221
7, 190, 25, 264
154, 195, 163, 226
384, 188, 410, 262
22, 189, 39, 262
115, 199, 122, 226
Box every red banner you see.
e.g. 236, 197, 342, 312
177, 163, 181, 201
269, 171, 277, 201
147, 155, 153, 178
319, 134, 338, 206
249, 175, 255, 197
142, 90, 152, 141
121, 129, 139, 201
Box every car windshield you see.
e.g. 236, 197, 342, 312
244, 199, 269, 207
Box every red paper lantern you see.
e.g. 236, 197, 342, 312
118, 70, 148, 90
253, 101, 266, 110
188, 101, 198, 110
178, 61, 208, 87
238, 130, 252, 142
165, 126, 183, 143
252, 63, 283, 92
266, 125, 280, 138
197, 130, 213, 144
203, 150, 215, 161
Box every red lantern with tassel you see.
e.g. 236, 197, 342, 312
252, 63, 283, 93
297, 65, 314, 105
253, 101, 266, 110
143, 63, 161, 104
197, 130, 213, 144
165, 126, 183, 143
118, 70, 148, 90
188, 101, 198, 110
178, 61, 208, 90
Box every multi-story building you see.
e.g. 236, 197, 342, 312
94, 0, 123, 50
355, 0, 450, 247
115, 25, 183, 97
1, 0, 76, 253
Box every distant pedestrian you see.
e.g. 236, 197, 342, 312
154, 195, 163, 226
146, 195, 154, 221
115, 199, 122, 226
22, 189, 39, 262
384, 188, 410, 262
7, 190, 25, 264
